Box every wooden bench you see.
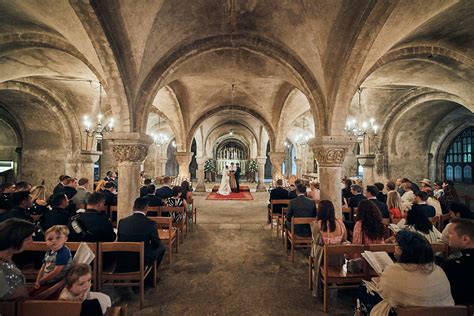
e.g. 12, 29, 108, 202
98, 242, 156, 309
396, 306, 468, 316
148, 216, 178, 263
18, 300, 82, 316
284, 217, 317, 262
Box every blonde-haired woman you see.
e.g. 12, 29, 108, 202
94, 180, 106, 192
386, 191, 403, 220
30, 185, 47, 205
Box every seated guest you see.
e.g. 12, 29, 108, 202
0, 183, 16, 211
60, 263, 111, 315
385, 181, 396, 193
268, 179, 289, 223
15, 181, 32, 192
365, 185, 390, 218
71, 178, 91, 208
285, 183, 316, 237
442, 202, 473, 242
94, 180, 106, 193
140, 178, 152, 197
29, 185, 48, 216
399, 207, 442, 243
68, 192, 116, 242
315, 200, 346, 244
360, 230, 454, 314
386, 191, 403, 220
433, 181, 444, 199
401, 177, 420, 194
400, 181, 415, 210
166, 186, 188, 223
53, 175, 70, 195
341, 179, 354, 202
348, 184, 366, 211
307, 182, 320, 204
288, 179, 302, 200
155, 176, 173, 199
40, 194, 70, 231
32, 225, 72, 295
102, 182, 117, 207
352, 200, 385, 245
419, 178, 432, 191
441, 218, 474, 305
145, 184, 164, 207
374, 182, 386, 203
0, 191, 33, 223
412, 191, 436, 218
117, 198, 166, 270
181, 180, 193, 202
0, 219, 35, 300
421, 187, 442, 216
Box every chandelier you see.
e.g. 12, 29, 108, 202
83, 82, 114, 141
295, 116, 311, 146
151, 115, 169, 146
345, 88, 379, 139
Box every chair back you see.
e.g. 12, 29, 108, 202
160, 206, 186, 217
148, 216, 173, 229
281, 207, 289, 216
98, 242, 144, 276
366, 243, 396, 253
396, 306, 467, 316
18, 300, 82, 316
270, 199, 290, 212
0, 301, 17, 316
147, 206, 160, 214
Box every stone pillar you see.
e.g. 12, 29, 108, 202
175, 152, 193, 181
195, 156, 207, 192
99, 140, 118, 179
295, 159, 303, 178
107, 133, 150, 222
357, 154, 376, 186
256, 156, 267, 191
80, 150, 101, 182
269, 151, 285, 181
311, 135, 355, 219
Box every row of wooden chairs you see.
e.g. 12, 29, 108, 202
308, 243, 450, 313
0, 300, 127, 316
20, 241, 156, 309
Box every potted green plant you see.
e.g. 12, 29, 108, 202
204, 159, 216, 182
247, 159, 258, 183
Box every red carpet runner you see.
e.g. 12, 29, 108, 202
206, 186, 253, 200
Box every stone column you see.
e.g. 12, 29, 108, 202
99, 139, 118, 179
80, 150, 101, 182
256, 156, 267, 191
295, 159, 303, 178
195, 156, 207, 192
175, 152, 193, 181
269, 151, 285, 181
311, 135, 355, 219
357, 154, 376, 186
107, 133, 151, 222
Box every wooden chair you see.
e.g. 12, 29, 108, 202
106, 304, 129, 316
66, 242, 99, 290
18, 300, 82, 316
284, 217, 317, 262
187, 198, 197, 230
109, 205, 118, 227
98, 242, 156, 309
0, 301, 17, 316
148, 216, 178, 263
277, 207, 289, 242
396, 306, 467, 316
269, 199, 289, 231
160, 206, 187, 243
147, 206, 161, 217
321, 244, 366, 313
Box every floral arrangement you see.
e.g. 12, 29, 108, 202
204, 159, 216, 172
248, 159, 258, 172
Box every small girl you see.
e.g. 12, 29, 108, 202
59, 263, 111, 315
386, 191, 403, 220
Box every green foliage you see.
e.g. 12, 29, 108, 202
204, 159, 216, 172
248, 159, 258, 172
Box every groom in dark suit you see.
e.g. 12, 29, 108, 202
235, 163, 241, 193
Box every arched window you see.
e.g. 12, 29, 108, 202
445, 127, 473, 183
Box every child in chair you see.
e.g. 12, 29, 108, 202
35, 225, 72, 288
59, 263, 111, 315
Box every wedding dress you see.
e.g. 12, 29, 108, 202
217, 168, 231, 195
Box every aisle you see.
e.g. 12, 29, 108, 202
126, 191, 355, 315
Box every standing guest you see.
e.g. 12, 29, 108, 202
40, 194, 70, 232
94, 180, 106, 193
72, 178, 91, 208
103, 171, 115, 182
385, 181, 396, 193
351, 200, 385, 246
145, 184, 164, 207
234, 163, 241, 193
118, 198, 166, 270
61, 178, 78, 216
401, 177, 420, 194
102, 182, 117, 207
156, 176, 173, 199
59, 263, 111, 315
29, 185, 48, 216
412, 191, 436, 218
307, 182, 321, 204
399, 207, 442, 243
419, 178, 432, 191
386, 191, 403, 220
395, 177, 405, 196
440, 180, 459, 213
348, 185, 366, 210
400, 182, 415, 210
268, 179, 289, 223
285, 183, 316, 237
342, 179, 354, 202
166, 186, 188, 223
441, 218, 474, 305
288, 179, 303, 200
140, 178, 152, 197
365, 185, 390, 218
53, 175, 70, 195
181, 180, 193, 202
0, 191, 33, 223
68, 193, 116, 242
0, 219, 35, 300
374, 182, 386, 203
33, 225, 72, 292
360, 230, 454, 314
433, 181, 444, 199
315, 200, 347, 244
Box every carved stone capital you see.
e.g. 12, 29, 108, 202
310, 135, 356, 167
257, 156, 267, 165
80, 150, 102, 164
195, 156, 207, 165
112, 145, 148, 164
175, 152, 193, 166
268, 151, 285, 165
356, 154, 376, 167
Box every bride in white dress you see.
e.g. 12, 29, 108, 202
217, 165, 231, 195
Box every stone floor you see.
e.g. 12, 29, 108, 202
119, 184, 356, 315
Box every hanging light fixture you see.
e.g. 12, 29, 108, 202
83, 82, 114, 140
295, 116, 311, 147
151, 114, 169, 146
345, 87, 379, 138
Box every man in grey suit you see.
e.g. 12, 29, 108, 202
285, 183, 317, 237
71, 178, 91, 207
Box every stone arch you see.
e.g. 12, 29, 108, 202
187, 104, 275, 152
135, 34, 326, 137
